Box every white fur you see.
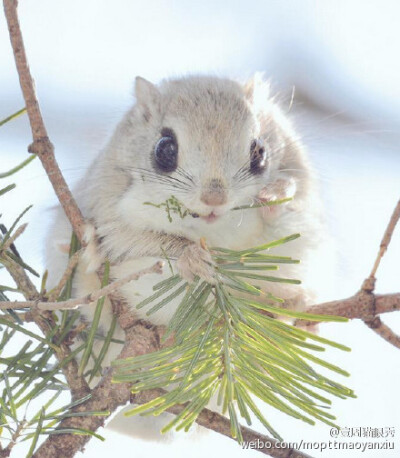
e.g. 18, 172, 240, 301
45, 74, 332, 440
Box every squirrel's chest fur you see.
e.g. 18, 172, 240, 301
72, 202, 316, 327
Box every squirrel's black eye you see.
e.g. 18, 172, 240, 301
154, 128, 178, 173
250, 139, 267, 175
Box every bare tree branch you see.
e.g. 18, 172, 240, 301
0, 223, 28, 253
364, 316, 400, 349
3, 289, 399, 321
1, 252, 39, 301
0, 419, 26, 457
299, 292, 400, 322
3, 0, 85, 243
0, 261, 164, 311
47, 250, 82, 302
0, 311, 36, 323
301, 198, 400, 349
369, 198, 400, 279
359, 198, 400, 348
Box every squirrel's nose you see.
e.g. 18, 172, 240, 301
200, 178, 227, 206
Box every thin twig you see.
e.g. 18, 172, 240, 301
0, 261, 164, 311
47, 250, 81, 302
293, 292, 400, 326
0, 311, 36, 323
0, 223, 28, 253
3, 0, 85, 243
364, 316, 400, 349
301, 198, 400, 344
1, 290, 399, 320
1, 252, 39, 301
0, 419, 26, 457
369, 198, 400, 279
360, 198, 400, 348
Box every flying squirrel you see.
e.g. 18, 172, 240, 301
45, 74, 330, 440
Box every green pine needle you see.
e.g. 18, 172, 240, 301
0, 112, 101, 453
78, 261, 110, 376
112, 233, 354, 442
0, 107, 26, 128
0, 183, 16, 197
143, 195, 294, 222
0, 205, 32, 249
0, 154, 36, 179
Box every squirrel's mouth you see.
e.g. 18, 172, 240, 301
199, 211, 219, 224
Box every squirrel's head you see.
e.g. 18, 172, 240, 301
105, 75, 309, 234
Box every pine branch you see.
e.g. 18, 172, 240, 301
0, 419, 26, 457
113, 242, 354, 443
132, 388, 313, 458
0, 223, 90, 407
0, 242, 91, 401
33, 319, 312, 458
31, 321, 163, 458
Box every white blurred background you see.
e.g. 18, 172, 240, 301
1, 1, 399, 457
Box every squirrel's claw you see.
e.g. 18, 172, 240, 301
176, 242, 216, 284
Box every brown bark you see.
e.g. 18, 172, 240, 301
3, 0, 85, 243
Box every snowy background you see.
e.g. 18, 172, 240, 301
1, 0, 400, 457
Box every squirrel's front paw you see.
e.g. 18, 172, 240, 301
81, 223, 103, 273
258, 177, 296, 220
176, 241, 216, 284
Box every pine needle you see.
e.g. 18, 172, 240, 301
112, 232, 354, 441
78, 261, 110, 376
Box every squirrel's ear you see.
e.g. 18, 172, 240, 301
134, 76, 160, 113
243, 73, 270, 108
